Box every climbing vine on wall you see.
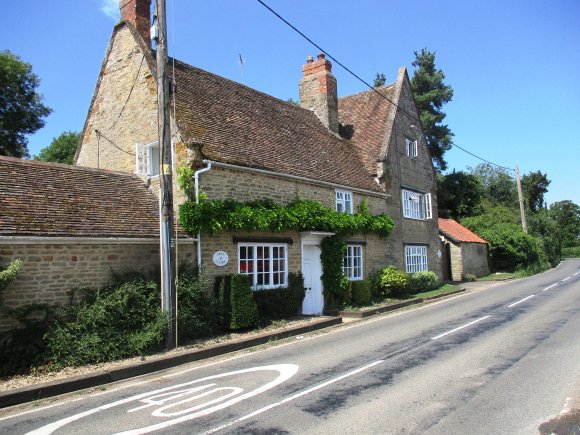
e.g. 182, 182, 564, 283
178, 198, 394, 237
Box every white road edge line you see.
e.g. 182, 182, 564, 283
201, 360, 385, 435
573, 272, 579, 276
507, 294, 535, 308
561, 277, 571, 282
543, 283, 558, 291
431, 316, 491, 340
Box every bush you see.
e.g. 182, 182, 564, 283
229, 275, 259, 330
253, 272, 306, 322
177, 269, 222, 343
368, 270, 383, 299
0, 259, 22, 306
46, 277, 167, 368
351, 280, 371, 306
463, 274, 477, 282
215, 275, 233, 329
409, 271, 439, 292
562, 246, 580, 258
379, 266, 410, 297
0, 304, 53, 377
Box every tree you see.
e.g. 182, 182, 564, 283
550, 200, 580, 248
0, 50, 52, 158
437, 170, 483, 220
470, 163, 517, 209
410, 48, 454, 171
522, 171, 550, 213
373, 72, 386, 87
34, 131, 81, 164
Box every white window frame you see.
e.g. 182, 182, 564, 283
343, 244, 363, 280
135, 142, 160, 177
405, 245, 428, 273
402, 189, 432, 220
336, 190, 353, 214
238, 243, 288, 290
405, 138, 418, 157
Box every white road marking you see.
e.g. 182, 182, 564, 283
431, 316, 491, 340
573, 272, 579, 276
543, 283, 558, 291
507, 294, 535, 308
26, 364, 298, 435
561, 277, 571, 282
0, 398, 85, 422
201, 359, 385, 434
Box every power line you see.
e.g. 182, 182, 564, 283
95, 130, 135, 156
256, 0, 513, 172
108, 53, 145, 132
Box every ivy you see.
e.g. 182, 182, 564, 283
178, 198, 394, 237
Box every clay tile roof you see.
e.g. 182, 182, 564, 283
338, 84, 396, 174
170, 60, 383, 193
438, 218, 488, 244
0, 156, 161, 238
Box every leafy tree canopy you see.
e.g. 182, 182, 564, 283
34, 131, 81, 164
522, 170, 550, 213
437, 170, 483, 220
373, 72, 386, 87
549, 200, 580, 248
410, 48, 454, 172
0, 50, 52, 158
469, 163, 517, 209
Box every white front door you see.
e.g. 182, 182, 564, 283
302, 244, 323, 315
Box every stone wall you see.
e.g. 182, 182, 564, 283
379, 70, 442, 277
0, 241, 195, 331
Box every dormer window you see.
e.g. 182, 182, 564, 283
405, 138, 418, 158
135, 142, 160, 177
336, 190, 353, 214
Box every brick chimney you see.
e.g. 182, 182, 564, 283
120, 0, 151, 46
299, 52, 338, 134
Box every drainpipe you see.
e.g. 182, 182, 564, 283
193, 160, 212, 270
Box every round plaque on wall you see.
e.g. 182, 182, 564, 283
212, 250, 229, 267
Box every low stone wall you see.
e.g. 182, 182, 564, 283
0, 240, 196, 331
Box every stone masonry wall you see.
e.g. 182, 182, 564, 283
380, 71, 442, 277
461, 243, 490, 278
0, 241, 195, 331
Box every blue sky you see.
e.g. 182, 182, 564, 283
3, 0, 579, 205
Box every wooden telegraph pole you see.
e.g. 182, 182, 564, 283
154, 0, 177, 349
515, 164, 528, 234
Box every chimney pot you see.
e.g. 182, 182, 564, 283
317, 52, 326, 60
306, 55, 314, 63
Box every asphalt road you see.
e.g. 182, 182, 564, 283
1, 259, 578, 434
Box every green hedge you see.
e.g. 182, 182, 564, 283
46, 277, 167, 368
253, 272, 306, 321
409, 271, 439, 292
562, 246, 580, 258
351, 280, 371, 306
229, 275, 259, 330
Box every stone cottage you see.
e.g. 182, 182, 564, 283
438, 218, 489, 281
1, 0, 442, 319
74, 0, 442, 315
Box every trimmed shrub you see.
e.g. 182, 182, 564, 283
409, 271, 439, 292
351, 280, 371, 306
229, 275, 259, 330
46, 277, 167, 368
368, 270, 383, 299
253, 272, 306, 322
463, 273, 477, 282
177, 270, 222, 343
215, 275, 233, 329
380, 266, 410, 297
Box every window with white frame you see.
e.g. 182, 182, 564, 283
343, 244, 363, 280
402, 189, 432, 220
336, 190, 353, 214
405, 245, 428, 273
405, 138, 418, 157
135, 142, 160, 177
238, 243, 288, 289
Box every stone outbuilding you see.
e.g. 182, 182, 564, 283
438, 218, 490, 281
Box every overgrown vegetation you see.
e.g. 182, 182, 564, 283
0, 259, 22, 305
320, 236, 351, 309
179, 198, 394, 237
